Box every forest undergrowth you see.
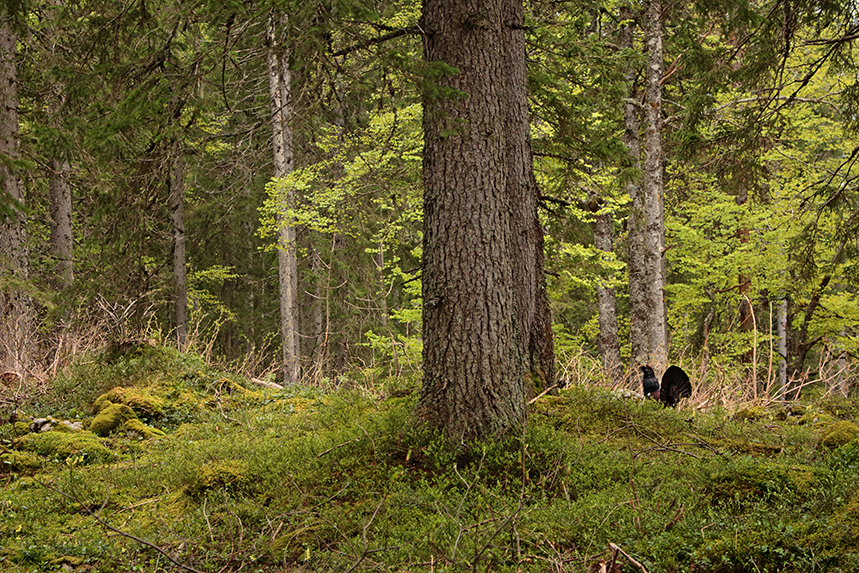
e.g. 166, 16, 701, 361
2, 342, 859, 573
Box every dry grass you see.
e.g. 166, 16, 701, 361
555, 346, 857, 414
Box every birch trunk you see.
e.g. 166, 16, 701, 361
268, 12, 300, 384
643, 0, 668, 367
0, 15, 31, 371
777, 298, 787, 396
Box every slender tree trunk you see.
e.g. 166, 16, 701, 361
620, 4, 648, 369
307, 245, 326, 382
268, 12, 299, 384
642, 0, 668, 367
170, 147, 188, 348
417, 0, 553, 442
736, 188, 753, 362
777, 297, 787, 395
591, 199, 622, 377
44, 0, 73, 290
49, 158, 73, 288
0, 15, 31, 371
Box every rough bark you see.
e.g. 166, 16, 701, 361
501, 0, 556, 392
49, 158, 73, 288
417, 0, 554, 443
268, 12, 300, 384
620, 4, 648, 369
43, 0, 73, 290
642, 0, 668, 368
0, 14, 31, 370
591, 200, 622, 377
170, 148, 188, 348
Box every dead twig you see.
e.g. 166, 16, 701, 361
528, 384, 559, 405
609, 542, 648, 573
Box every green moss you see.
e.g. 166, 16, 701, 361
799, 412, 836, 427
704, 460, 816, 504
123, 418, 166, 439
733, 406, 769, 422
93, 386, 166, 419
708, 437, 784, 455
89, 403, 138, 436
820, 421, 859, 448
0, 451, 42, 473
13, 431, 114, 464
189, 460, 252, 496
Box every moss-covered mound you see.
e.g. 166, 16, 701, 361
89, 402, 137, 436
13, 431, 114, 464
123, 418, 166, 439
820, 420, 859, 448
93, 386, 166, 419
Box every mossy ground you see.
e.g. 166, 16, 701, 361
2, 345, 859, 572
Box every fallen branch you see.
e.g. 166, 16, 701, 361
609, 542, 648, 573
528, 384, 559, 405
250, 377, 283, 390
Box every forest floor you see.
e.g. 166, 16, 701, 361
2, 342, 859, 572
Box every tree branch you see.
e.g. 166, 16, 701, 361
333, 26, 422, 57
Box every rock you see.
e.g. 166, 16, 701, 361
30, 418, 50, 432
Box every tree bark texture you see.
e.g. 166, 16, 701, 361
501, 0, 556, 392
417, 0, 554, 443
49, 158, 73, 288
620, 5, 648, 369
592, 201, 622, 377
170, 148, 188, 348
44, 0, 73, 290
777, 298, 787, 394
0, 15, 31, 370
268, 12, 300, 384
643, 0, 668, 368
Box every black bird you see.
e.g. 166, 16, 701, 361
640, 365, 692, 407
641, 365, 660, 399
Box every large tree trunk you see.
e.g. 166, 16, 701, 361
0, 15, 32, 371
268, 12, 300, 384
170, 146, 188, 348
417, 0, 554, 443
642, 0, 668, 368
620, 4, 648, 369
